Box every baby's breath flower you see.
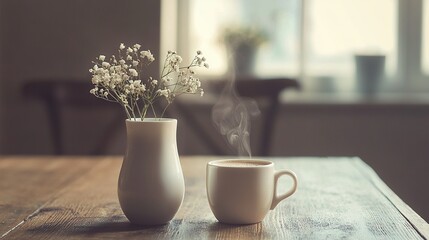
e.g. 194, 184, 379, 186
162, 77, 172, 83
129, 68, 138, 77
173, 55, 182, 63
91, 75, 101, 84
196, 56, 204, 66
90, 43, 208, 120
140, 50, 155, 62
119, 94, 128, 104
157, 88, 171, 99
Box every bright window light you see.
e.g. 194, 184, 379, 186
186, 0, 397, 87
186, 0, 300, 77
306, 0, 397, 89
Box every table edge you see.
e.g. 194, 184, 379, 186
352, 157, 429, 239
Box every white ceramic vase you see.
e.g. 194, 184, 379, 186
118, 118, 185, 225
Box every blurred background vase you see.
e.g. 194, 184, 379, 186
233, 43, 257, 77
118, 118, 185, 225
354, 54, 386, 97
222, 26, 267, 78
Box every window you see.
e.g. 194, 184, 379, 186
186, 0, 242, 75
423, 0, 429, 74
306, 0, 397, 90
175, 0, 429, 92
179, 0, 301, 77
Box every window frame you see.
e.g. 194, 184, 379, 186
167, 0, 429, 92
398, 0, 429, 89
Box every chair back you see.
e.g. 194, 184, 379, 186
23, 79, 123, 155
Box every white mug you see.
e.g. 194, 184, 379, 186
206, 159, 298, 224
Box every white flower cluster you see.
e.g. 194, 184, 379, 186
158, 50, 208, 102
89, 43, 208, 120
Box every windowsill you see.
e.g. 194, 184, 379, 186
285, 77, 429, 106
281, 91, 429, 106
181, 75, 429, 107
178, 87, 429, 108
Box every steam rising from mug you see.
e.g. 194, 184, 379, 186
212, 73, 260, 157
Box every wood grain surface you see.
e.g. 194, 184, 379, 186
0, 156, 427, 239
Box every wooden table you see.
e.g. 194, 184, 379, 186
1, 156, 428, 239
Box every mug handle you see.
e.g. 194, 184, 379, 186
270, 170, 298, 210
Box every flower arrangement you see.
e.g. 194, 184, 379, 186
89, 43, 208, 121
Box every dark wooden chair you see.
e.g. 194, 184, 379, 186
22, 79, 124, 155
174, 77, 300, 156
23, 78, 299, 156
235, 78, 300, 155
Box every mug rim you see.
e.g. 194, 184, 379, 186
207, 159, 274, 168
126, 118, 177, 123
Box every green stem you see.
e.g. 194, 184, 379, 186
123, 105, 132, 119
130, 107, 136, 120
129, 98, 135, 120
135, 101, 143, 120
142, 105, 149, 120
160, 102, 171, 119
160, 52, 172, 77
161, 67, 181, 79
150, 102, 157, 119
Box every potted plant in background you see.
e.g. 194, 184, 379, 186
89, 43, 208, 225
222, 26, 267, 77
